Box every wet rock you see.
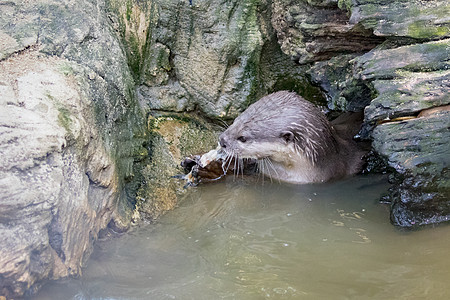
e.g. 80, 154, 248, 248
108, 0, 267, 118
347, 38, 449, 227
0, 52, 115, 297
308, 54, 374, 111
295, 2, 449, 227
372, 110, 450, 227
0, 0, 146, 297
136, 115, 220, 221
117, 0, 324, 119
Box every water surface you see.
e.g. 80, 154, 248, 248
35, 175, 450, 299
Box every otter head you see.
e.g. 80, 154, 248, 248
219, 116, 297, 163
219, 91, 337, 165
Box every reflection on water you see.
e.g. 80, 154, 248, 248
34, 175, 450, 299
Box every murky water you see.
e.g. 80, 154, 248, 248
34, 175, 450, 299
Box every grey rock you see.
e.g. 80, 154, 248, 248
357, 39, 450, 122
372, 111, 450, 227
127, 0, 321, 119
0, 53, 117, 297
350, 0, 450, 40
271, 0, 385, 64
0, 0, 146, 297
308, 54, 373, 111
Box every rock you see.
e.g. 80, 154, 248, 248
108, 0, 265, 118
344, 38, 449, 227
271, 0, 386, 64
372, 110, 450, 227
308, 54, 374, 111
0, 0, 147, 297
356, 39, 450, 123
143, 43, 172, 87
123, 0, 324, 119
136, 114, 220, 221
350, 0, 450, 40
0, 51, 115, 297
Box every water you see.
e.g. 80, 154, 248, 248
34, 175, 450, 299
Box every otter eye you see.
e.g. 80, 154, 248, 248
281, 131, 294, 143
237, 136, 247, 143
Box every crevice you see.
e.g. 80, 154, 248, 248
47, 215, 66, 263
0, 44, 39, 62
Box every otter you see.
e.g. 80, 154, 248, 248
218, 91, 366, 184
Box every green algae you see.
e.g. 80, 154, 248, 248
408, 21, 450, 40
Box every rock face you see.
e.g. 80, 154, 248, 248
107, 0, 325, 118
372, 110, 450, 227
0, 53, 117, 296
271, 0, 386, 64
0, 0, 146, 297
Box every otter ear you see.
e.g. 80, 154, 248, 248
280, 131, 294, 143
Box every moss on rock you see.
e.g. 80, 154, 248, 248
136, 114, 220, 220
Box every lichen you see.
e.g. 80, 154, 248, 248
137, 113, 220, 220
57, 107, 72, 133
408, 21, 450, 40
106, 0, 159, 82
57, 62, 74, 76
337, 0, 352, 14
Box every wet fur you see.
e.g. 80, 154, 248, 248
219, 91, 366, 183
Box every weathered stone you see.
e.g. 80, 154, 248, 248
0, 52, 117, 297
128, 0, 322, 119
357, 39, 450, 122
271, 0, 385, 64
350, 0, 450, 40
308, 54, 374, 111
147, 0, 265, 118
0, 0, 147, 297
143, 42, 171, 86
372, 111, 450, 227
136, 114, 220, 221
0, 2, 39, 60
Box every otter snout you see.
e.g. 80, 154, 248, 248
219, 134, 228, 149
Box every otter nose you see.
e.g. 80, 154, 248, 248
219, 135, 227, 148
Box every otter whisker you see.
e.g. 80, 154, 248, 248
235, 155, 239, 177
239, 157, 244, 178
258, 158, 273, 184
222, 151, 231, 174
264, 159, 273, 183
223, 150, 234, 174
257, 160, 265, 185
265, 158, 281, 183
